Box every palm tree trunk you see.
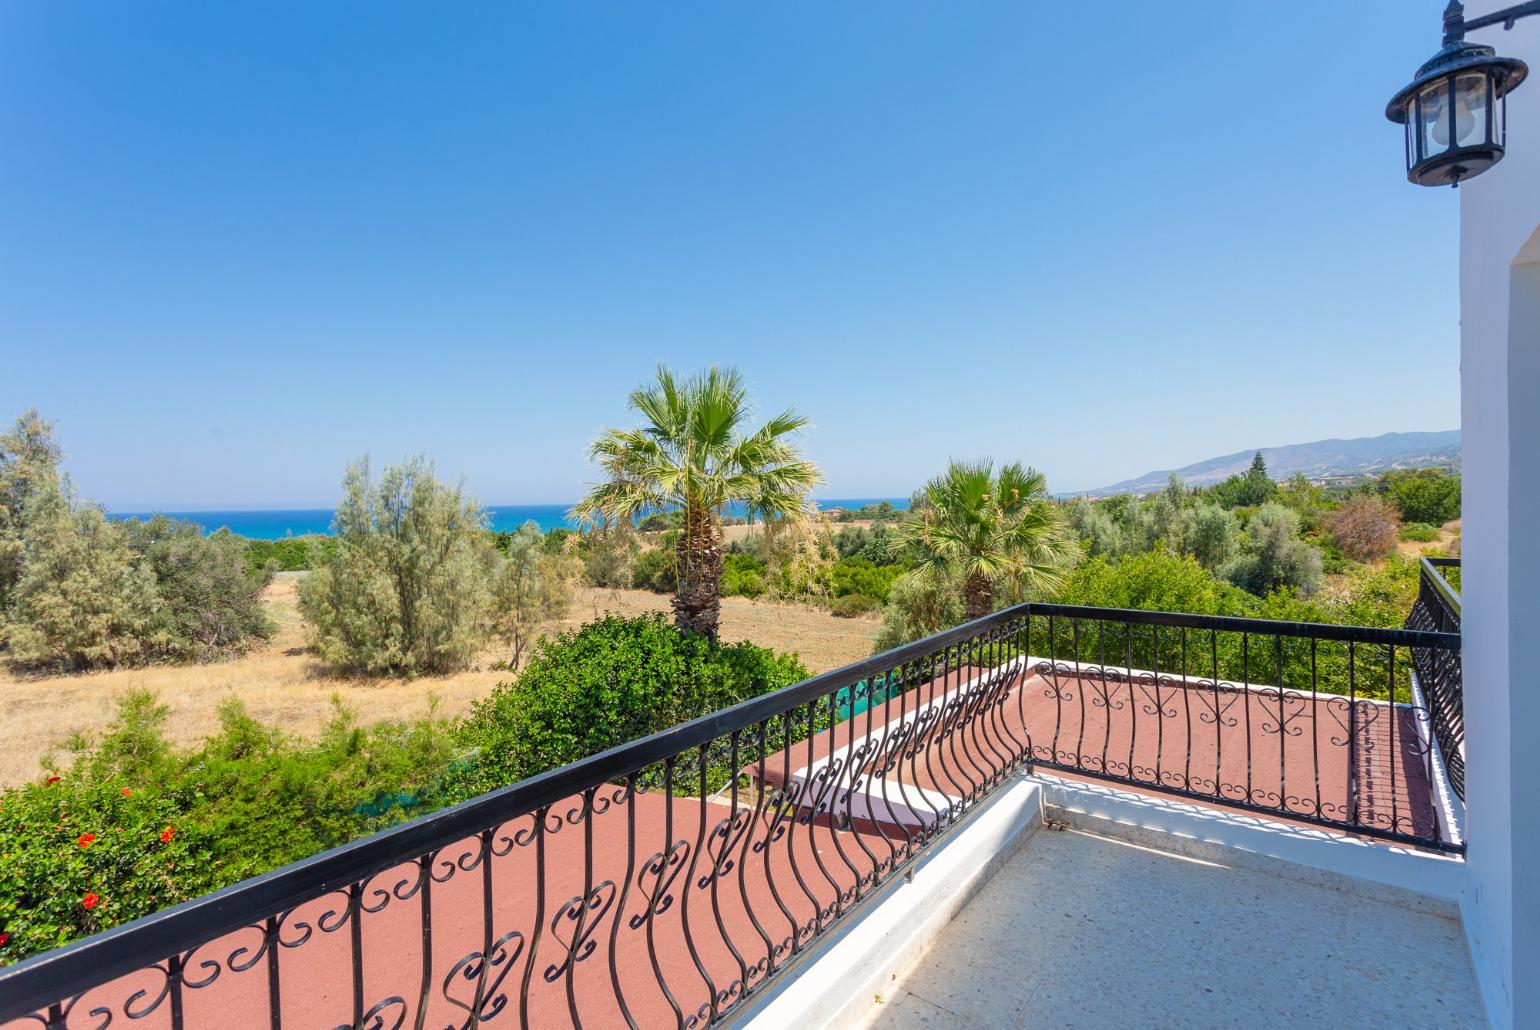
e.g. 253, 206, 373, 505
963, 570, 993, 621
674, 504, 724, 638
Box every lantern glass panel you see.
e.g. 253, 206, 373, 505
1419, 80, 1452, 157
1454, 72, 1489, 147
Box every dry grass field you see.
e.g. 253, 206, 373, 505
0, 575, 879, 789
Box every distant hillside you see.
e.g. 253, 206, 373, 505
1077, 431, 1460, 498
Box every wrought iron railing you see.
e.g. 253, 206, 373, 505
1024, 603, 1463, 853
0, 610, 1037, 1030
1405, 557, 1464, 799
0, 601, 1463, 1029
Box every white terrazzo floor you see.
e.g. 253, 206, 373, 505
867, 826, 1482, 1030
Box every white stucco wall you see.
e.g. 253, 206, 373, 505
1456, 4, 1540, 1027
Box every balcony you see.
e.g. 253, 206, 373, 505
0, 560, 1473, 1028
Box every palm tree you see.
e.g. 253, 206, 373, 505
572, 366, 822, 638
904, 460, 1072, 620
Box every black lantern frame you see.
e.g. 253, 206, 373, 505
1387, 0, 1533, 187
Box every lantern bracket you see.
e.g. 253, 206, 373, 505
1443, 0, 1540, 46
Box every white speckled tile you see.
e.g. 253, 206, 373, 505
868, 827, 1481, 1030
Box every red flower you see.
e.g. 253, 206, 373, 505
120, 787, 131, 797
0, 931, 9, 947
45, 776, 61, 785
160, 826, 175, 844
81, 893, 100, 910
77, 833, 97, 849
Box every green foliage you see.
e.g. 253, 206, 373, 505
0, 409, 64, 612
721, 552, 767, 598
1067, 502, 1124, 558
829, 556, 901, 602
242, 536, 331, 573
1056, 552, 1255, 617
3, 475, 161, 670
297, 457, 495, 676
1, 690, 457, 964
1041, 551, 1413, 705
1, 412, 273, 670
1379, 469, 1460, 526
571, 365, 822, 637
1214, 452, 1278, 508
1170, 503, 1239, 572
631, 547, 677, 593
827, 501, 900, 523
490, 520, 580, 669
453, 615, 808, 794
1221, 503, 1323, 598
580, 524, 638, 588
1401, 522, 1440, 542
121, 518, 274, 662
904, 460, 1074, 618
874, 571, 966, 652
830, 594, 880, 618
636, 512, 677, 532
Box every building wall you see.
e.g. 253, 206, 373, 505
1457, 4, 1540, 1027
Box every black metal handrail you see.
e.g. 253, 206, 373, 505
1406, 557, 1464, 799
0, 601, 1463, 1029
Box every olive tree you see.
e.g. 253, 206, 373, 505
1222, 503, 1323, 598
299, 457, 495, 676
3, 475, 160, 670
0, 409, 64, 611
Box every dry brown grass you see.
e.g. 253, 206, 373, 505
0, 575, 878, 788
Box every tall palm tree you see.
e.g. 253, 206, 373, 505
572, 366, 823, 638
905, 460, 1072, 620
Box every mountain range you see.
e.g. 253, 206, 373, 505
1076, 431, 1460, 498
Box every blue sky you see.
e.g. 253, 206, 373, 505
0, 2, 1457, 508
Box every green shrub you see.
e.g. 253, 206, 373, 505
721, 553, 768, 598
3, 476, 161, 670
298, 457, 495, 676
874, 572, 965, 652
0, 690, 457, 965
830, 556, 902, 602
1056, 551, 1255, 617
1379, 469, 1460, 526
242, 536, 329, 573
1221, 503, 1323, 598
490, 521, 581, 669
830, 594, 879, 618
122, 519, 273, 662
453, 614, 807, 794
1401, 522, 1440, 542
631, 547, 677, 593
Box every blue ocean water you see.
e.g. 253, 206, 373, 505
110, 498, 907, 541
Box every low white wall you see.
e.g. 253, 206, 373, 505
1036, 774, 1468, 919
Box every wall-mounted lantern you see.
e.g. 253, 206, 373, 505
1388, 0, 1533, 186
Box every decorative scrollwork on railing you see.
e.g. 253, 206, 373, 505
442, 928, 525, 1029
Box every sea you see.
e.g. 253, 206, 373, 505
108, 498, 909, 540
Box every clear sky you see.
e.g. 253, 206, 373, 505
0, 2, 1459, 509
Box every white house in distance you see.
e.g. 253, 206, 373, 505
1459, 1, 1539, 1025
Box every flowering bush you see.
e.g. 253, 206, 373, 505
0, 776, 194, 959
0, 689, 458, 966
